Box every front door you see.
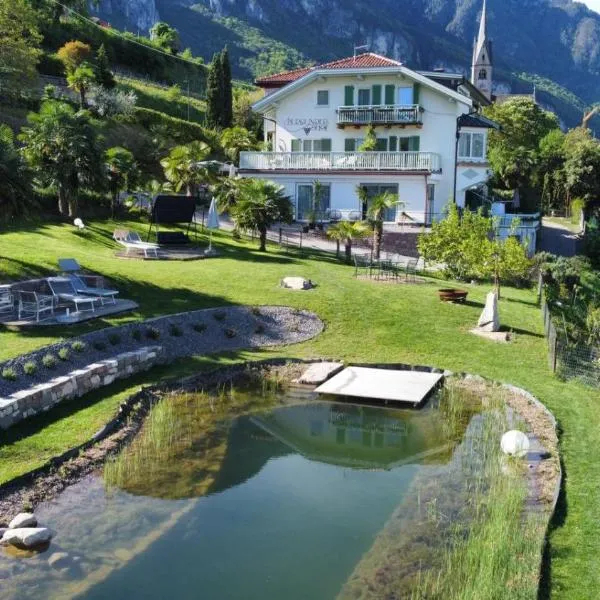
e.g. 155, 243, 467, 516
297, 184, 313, 221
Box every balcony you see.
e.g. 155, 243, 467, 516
239, 151, 441, 173
336, 105, 423, 127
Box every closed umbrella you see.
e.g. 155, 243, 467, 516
205, 197, 220, 256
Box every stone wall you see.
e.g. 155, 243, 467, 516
0, 347, 164, 430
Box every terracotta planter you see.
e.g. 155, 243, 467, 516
438, 288, 468, 303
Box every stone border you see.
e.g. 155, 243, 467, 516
0, 347, 164, 430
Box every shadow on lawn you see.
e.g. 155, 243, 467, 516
538, 423, 568, 600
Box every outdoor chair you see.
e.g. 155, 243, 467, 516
47, 277, 99, 314
0, 287, 14, 316
405, 258, 419, 282
354, 254, 373, 278
17, 290, 54, 322
377, 260, 401, 281
113, 230, 160, 258
58, 259, 119, 305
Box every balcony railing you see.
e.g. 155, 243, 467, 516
337, 104, 422, 127
239, 151, 441, 173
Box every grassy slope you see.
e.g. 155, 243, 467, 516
0, 220, 596, 597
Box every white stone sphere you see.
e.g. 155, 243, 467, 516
501, 430, 530, 458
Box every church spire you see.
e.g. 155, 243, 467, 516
471, 0, 493, 101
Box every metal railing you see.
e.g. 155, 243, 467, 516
337, 104, 422, 126
239, 151, 441, 172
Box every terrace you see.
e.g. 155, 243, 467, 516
239, 151, 442, 173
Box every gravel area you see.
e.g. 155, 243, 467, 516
0, 306, 323, 398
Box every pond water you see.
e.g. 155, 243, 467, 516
0, 382, 513, 600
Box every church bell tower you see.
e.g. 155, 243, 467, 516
471, 0, 493, 100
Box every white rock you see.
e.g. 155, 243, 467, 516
501, 430, 530, 458
281, 277, 313, 290
2, 527, 53, 549
48, 552, 71, 569
8, 513, 37, 529
477, 291, 500, 332
297, 362, 344, 385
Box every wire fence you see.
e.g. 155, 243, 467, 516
540, 274, 600, 388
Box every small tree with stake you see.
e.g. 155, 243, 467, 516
367, 190, 400, 259
327, 220, 371, 263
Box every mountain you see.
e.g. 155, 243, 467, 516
95, 0, 600, 127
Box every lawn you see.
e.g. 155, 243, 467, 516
0, 219, 597, 597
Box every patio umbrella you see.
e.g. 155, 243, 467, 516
512, 188, 521, 210
205, 197, 220, 256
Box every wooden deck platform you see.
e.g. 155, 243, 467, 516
315, 367, 443, 405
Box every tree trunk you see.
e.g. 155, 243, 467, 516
79, 88, 86, 109
259, 227, 267, 251
345, 239, 352, 263
373, 222, 383, 259
57, 188, 68, 216
68, 193, 78, 219
335, 239, 340, 258
494, 272, 501, 300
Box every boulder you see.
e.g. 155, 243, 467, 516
477, 291, 500, 332
8, 513, 37, 529
296, 362, 344, 385
2, 527, 53, 549
281, 277, 313, 290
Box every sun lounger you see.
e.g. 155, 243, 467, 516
113, 230, 160, 258
47, 277, 99, 313
58, 259, 119, 305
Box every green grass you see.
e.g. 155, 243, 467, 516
117, 78, 206, 124
0, 219, 597, 596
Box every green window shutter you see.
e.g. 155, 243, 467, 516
413, 83, 420, 105
344, 85, 355, 106
376, 138, 388, 151
384, 84, 395, 105
389, 136, 397, 152
372, 84, 382, 105
344, 138, 356, 151
409, 136, 420, 151
291, 139, 301, 152
321, 138, 332, 152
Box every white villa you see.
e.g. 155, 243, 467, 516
239, 29, 500, 225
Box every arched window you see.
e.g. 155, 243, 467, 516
478, 69, 487, 80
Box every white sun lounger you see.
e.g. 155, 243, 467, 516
113, 230, 160, 258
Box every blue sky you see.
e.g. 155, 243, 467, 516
581, 0, 600, 13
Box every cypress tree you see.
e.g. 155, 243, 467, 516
220, 47, 233, 128
95, 44, 115, 89
205, 52, 222, 128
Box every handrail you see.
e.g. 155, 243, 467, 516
337, 104, 422, 125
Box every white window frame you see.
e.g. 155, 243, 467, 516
458, 131, 487, 161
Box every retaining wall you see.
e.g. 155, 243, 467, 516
0, 347, 164, 429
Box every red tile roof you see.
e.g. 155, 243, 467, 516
255, 53, 403, 88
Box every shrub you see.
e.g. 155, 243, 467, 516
146, 326, 160, 340
1, 367, 17, 381
213, 310, 227, 321
193, 322, 207, 333
42, 354, 57, 369
132, 329, 142, 341
23, 361, 37, 376
224, 328, 237, 338
108, 333, 121, 346
58, 347, 70, 361
71, 340, 86, 353
169, 323, 183, 337
93, 341, 107, 351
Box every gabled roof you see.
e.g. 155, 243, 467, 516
255, 53, 403, 88
458, 112, 501, 129
252, 54, 473, 112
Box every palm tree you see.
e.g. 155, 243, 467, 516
0, 125, 33, 218
229, 179, 293, 251
67, 64, 96, 109
220, 126, 257, 165
368, 191, 401, 259
105, 147, 137, 217
160, 141, 214, 196
20, 100, 102, 217
327, 220, 371, 263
